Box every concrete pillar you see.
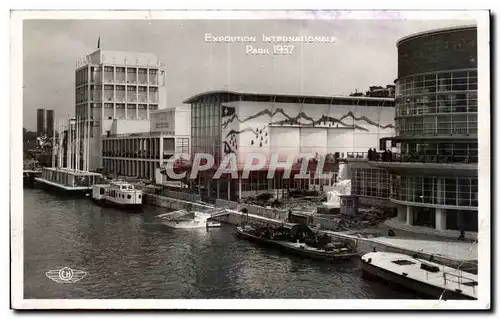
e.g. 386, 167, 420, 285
207, 177, 211, 199
217, 179, 220, 199
406, 206, 413, 225
457, 210, 464, 229
150, 138, 153, 158
435, 208, 446, 230
437, 178, 443, 205
159, 135, 164, 167
397, 205, 406, 222
239, 177, 242, 200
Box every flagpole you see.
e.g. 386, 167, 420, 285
51, 118, 56, 168
87, 116, 91, 171
83, 117, 86, 172
59, 120, 62, 168
75, 117, 79, 171
66, 119, 71, 169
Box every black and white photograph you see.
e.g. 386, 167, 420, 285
10, 8, 491, 310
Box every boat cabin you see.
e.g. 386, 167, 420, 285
40, 167, 105, 188
109, 180, 137, 192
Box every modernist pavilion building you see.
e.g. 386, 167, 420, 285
350, 25, 478, 235
183, 90, 395, 201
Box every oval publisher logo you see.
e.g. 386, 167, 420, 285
46, 267, 87, 284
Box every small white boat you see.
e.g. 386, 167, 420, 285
156, 210, 221, 229
92, 180, 143, 212
361, 251, 477, 300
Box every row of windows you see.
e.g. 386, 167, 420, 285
351, 168, 390, 198
192, 104, 222, 119
75, 68, 89, 86
89, 85, 159, 92
395, 114, 477, 136
106, 189, 137, 200
390, 175, 478, 207
400, 142, 477, 154
86, 95, 159, 104
89, 103, 157, 110
188, 93, 395, 107
77, 94, 159, 104
76, 67, 160, 86
94, 67, 158, 74
397, 30, 477, 78
191, 102, 223, 160
396, 70, 477, 97
176, 138, 190, 155
393, 142, 478, 164
395, 92, 477, 117
103, 159, 158, 179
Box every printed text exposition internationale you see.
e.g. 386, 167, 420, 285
205, 34, 336, 55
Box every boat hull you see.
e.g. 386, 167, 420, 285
35, 178, 92, 197
91, 198, 143, 212
235, 228, 357, 261
161, 220, 221, 229
23, 171, 41, 188
361, 259, 476, 300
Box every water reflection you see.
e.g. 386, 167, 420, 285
23, 189, 420, 299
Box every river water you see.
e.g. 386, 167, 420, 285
23, 188, 420, 299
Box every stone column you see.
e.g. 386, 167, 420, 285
406, 206, 413, 225
435, 208, 446, 230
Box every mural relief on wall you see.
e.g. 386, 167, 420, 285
221, 102, 395, 158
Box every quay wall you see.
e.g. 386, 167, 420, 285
144, 194, 287, 226
144, 190, 476, 272
215, 199, 288, 221
144, 194, 213, 211
210, 209, 287, 227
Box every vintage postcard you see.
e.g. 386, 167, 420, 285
11, 9, 491, 310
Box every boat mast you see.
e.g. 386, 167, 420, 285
83, 116, 86, 172
51, 117, 56, 168
66, 118, 71, 169
76, 116, 80, 171
59, 120, 64, 168
87, 116, 91, 172
57, 120, 61, 168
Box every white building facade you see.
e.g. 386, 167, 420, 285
183, 90, 395, 201
101, 107, 190, 180
185, 90, 395, 167
75, 49, 167, 170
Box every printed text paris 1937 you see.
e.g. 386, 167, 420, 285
205, 33, 337, 56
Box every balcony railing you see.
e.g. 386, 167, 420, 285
346, 151, 478, 164
371, 152, 477, 164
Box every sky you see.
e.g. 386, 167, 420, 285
22, 17, 474, 130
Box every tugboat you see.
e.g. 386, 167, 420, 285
235, 223, 358, 261
91, 180, 143, 211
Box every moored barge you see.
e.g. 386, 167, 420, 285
235, 224, 358, 261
